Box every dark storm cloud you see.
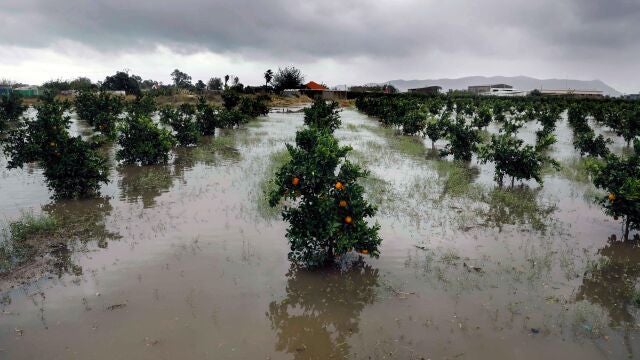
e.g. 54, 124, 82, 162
1, 0, 638, 61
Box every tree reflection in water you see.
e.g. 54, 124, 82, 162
267, 260, 379, 359
43, 197, 121, 276
576, 236, 640, 326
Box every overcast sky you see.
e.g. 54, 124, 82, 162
0, 0, 638, 92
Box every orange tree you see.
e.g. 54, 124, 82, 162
268, 104, 381, 267
0, 92, 26, 132
160, 104, 199, 146
588, 140, 640, 240
74, 90, 124, 140
117, 113, 175, 165
2, 93, 109, 198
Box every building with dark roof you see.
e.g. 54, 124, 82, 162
408, 86, 442, 95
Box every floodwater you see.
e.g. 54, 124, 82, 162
0, 108, 639, 359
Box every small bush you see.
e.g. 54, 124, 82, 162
0, 93, 26, 132
303, 99, 341, 132
195, 96, 219, 136
117, 114, 175, 165
2, 93, 109, 198
439, 115, 480, 162
588, 141, 640, 240
74, 90, 124, 139
160, 104, 199, 146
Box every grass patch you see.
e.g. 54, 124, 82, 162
361, 124, 426, 158
257, 149, 292, 220
1, 211, 59, 273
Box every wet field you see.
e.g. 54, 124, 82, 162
0, 107, 639, 359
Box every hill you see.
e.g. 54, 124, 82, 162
384, 76, 621, 96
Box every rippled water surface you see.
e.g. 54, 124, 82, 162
0, 108, 638, 359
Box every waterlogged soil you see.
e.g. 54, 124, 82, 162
0, 108, 639, 359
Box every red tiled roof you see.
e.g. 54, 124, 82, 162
305, 81, 327, 90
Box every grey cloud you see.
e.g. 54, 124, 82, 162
1, 0, 637, 61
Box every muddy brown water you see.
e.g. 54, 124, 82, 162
0, 108, 639, 359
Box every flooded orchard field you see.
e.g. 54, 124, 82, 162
1, 107, 639, 359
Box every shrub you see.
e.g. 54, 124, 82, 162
127, 94, 157, 118
221, 90, 240, 110
303, 99, 341, 132
238, 95, 270, 118
2, 93, 109, 198
42, 136, 110, 198
218, 108, 249, 128
195, 96, 219, 136
160, 104, 199, 146
268, 128, 381, 267
573, 131, 612, 158
478, 133, 559, 186
401, 110, 427, 136
0, 93, 26, 132
425, 112, 450, 149
74, 90, 124, 140
117, 114, 175, 164
439, 115, 480, 162
588, 141, 640, 240
472, 104, 492, 129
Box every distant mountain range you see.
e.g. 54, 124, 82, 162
380, 76, 621, 96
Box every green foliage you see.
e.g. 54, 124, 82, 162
0, 211, 59, 273
400, 110, 427, 136
268, 128, 382, 267
102, 71, 141, 96
74, 90, 124, 139
588, 141, 640, 240
117, 113, 175, 165
478, 133, 559, 186
127, 94, 157, 118
160, 104, 199, 146
238, 95, 270, 117
42, 136, 110, 198
0, 92, 26, 132
472, 104, 493, 129
425, 112, 450, 148
439, 115, 480, 162
573, 131, 612, 158
221, 90, 240, 110
218, 108, 249, 128
195, 96, 219, 135
303, 99, 341, 132
272, 66, 305, 92
171, 69, 192, 89
2, 93, 109, 198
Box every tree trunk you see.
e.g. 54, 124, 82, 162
624, 218, 630, 242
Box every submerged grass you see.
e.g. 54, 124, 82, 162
361, 124, 427, 158
257, 149, 292, 220
1, 211, 60, 274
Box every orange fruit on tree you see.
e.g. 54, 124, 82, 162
339, 200, 348, 207
335, 181, 344, 190
361, 249, 369, 255
608, 193, 615, 202
292, 177, 300, 186
344, 216, 352, 224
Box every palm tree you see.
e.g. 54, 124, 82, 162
264, 69, 273, 88
224, 74, 230, 88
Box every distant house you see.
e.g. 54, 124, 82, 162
622, 93, 640, 101
468, 84, 512, 95
481, 88, 528, 97
14, 86, 40, 97
305, 81, 328, 91
408, 86, 442, 95
539, 89, 603, 99
0, 85, 12, 96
